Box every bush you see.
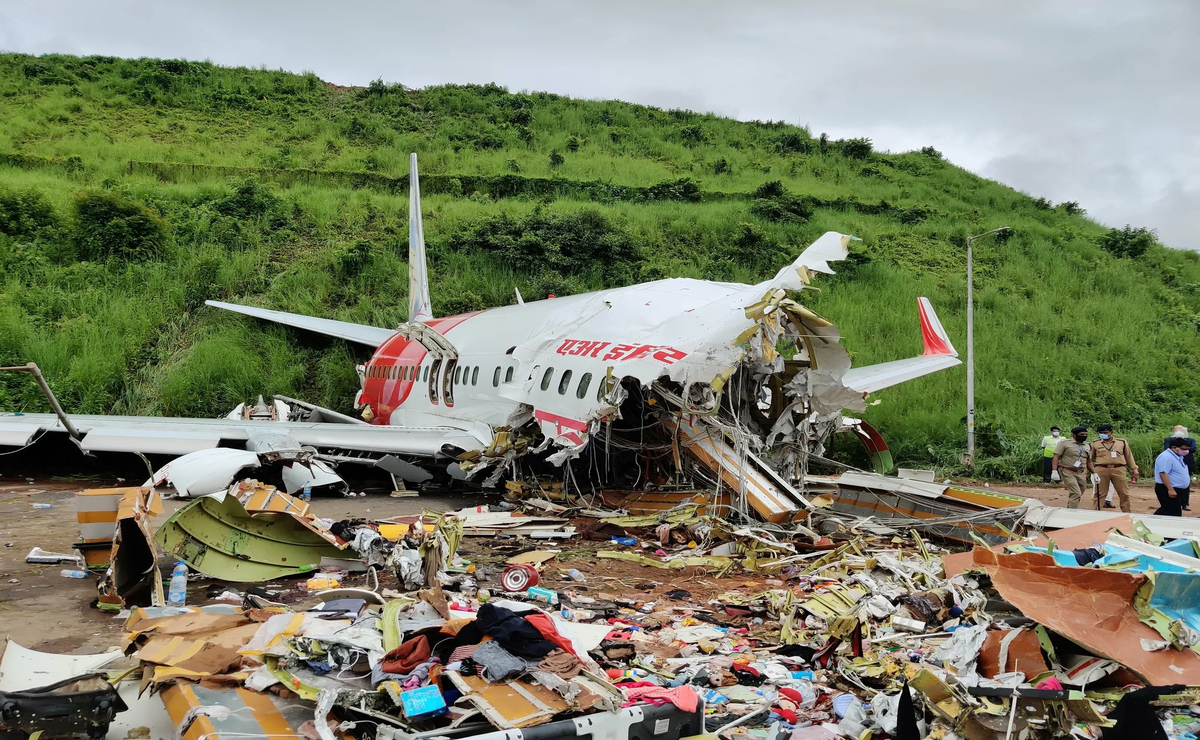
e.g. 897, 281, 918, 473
678, 124, 706, 147
713, 158, 731, 175
920, 146, 942, 159
334, 239, 373, 277
548, 150, 564, 168
1059, 201, 1084, 216
447, 207, 639, 281
0, 187, 59, 238
749, 181, 811, 223
1098, 225, 1156, 259
774, 132, 813, 154
838, 137, 873, 159
213, 178, 281, 220
644, 178, 701, 203
566, 136, 580, 153
73, 191, 168, 261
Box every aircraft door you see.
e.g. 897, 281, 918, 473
428, 359, 442, 405
442, 358, 457, 407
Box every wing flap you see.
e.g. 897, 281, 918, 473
206, 301, 394, 347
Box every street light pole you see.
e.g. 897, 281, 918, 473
964, 226, 1011, 468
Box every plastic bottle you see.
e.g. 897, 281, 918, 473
301, 486, 312, 503
168, 562, 189, 606
567, 568, 586, 582
32, 503, 53, 509
60, 569, 89, 579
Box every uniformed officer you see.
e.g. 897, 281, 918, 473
1052, 426, 1094, 508
1090, 423, 1138, 512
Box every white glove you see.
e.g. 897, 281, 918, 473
1050, 470, 1060, 482
1091, 473, 1101, 485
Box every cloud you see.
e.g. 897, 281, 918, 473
0, 0, 1195, 246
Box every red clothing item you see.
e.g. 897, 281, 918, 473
620, 684, 699, 713
523, 613, 581, 660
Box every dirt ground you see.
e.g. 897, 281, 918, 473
987, 479, 1178, 514
0, 476, 489, 654
0, 473, 1183, 656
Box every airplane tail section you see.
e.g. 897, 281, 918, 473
408, 153, 433, 324
839, 298, 961, 394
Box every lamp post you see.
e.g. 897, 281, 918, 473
963, 226, 1011, 468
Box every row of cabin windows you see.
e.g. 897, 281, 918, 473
368, 361, 602, 400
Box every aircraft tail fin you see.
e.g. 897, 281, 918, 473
408, 153, 433, 324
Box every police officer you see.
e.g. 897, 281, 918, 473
1052, 426, 1094, 509
1090, 423, 1138, 512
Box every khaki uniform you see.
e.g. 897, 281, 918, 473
1091, 437, 1138, 513
1054, 439, 1093, 508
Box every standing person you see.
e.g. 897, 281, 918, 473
1039, 427, 1061, 483
1154, 438, 1192, 517
1090, 423, 1138, 512
1164, 426, 1197, 511
1052, 426, 1094, 509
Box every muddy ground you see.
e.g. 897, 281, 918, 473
0, 475, 1183, 655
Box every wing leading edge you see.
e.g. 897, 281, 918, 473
840, 297, 961, 394
205, 301, 394, 347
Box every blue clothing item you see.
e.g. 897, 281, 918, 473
1155, 448, 1191, 488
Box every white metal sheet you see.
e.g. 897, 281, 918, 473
80, 428, 222, 455
0, 422, 44, 447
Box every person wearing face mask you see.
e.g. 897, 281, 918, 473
1052, 426, 1095, 508
1039, 427, 1061, 483
1089, 423, 1138, 512
1163, 426, 1197, 511
1153, 438, 1192, 517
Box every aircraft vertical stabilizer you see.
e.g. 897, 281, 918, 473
408, 153, 433, 324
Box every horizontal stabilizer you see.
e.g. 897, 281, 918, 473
206, 301, 394, 347
841, 297, 960, 394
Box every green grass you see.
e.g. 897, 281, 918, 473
1, 52, 1197, 479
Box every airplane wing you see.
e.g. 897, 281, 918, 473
0, 412, 478, 458
205, 301, 394, 347
840, 297, 961, 394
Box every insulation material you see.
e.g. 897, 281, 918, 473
972, 547, 1200, 685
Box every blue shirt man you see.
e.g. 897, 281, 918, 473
1154, 440, 1192, 517
1156, 447, 1191, 488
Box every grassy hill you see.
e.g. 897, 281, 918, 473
0, 53, 1197, 478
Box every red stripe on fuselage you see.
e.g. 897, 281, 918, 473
362, 312, 483, 424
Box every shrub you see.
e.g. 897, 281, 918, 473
774, 132, 813, 154
1098, 225, 1156, 259
839, 137, 873, 159
678, 124, 706, 146
920, 146, 942, 159
334, 239, 373, 277
1031, 196, 1052, 211
548, 149, 564, 168
213, 178, 281, 220
1059, 201, 1084, 216
749, 181, 811, 223
0, 187, 59, 238
566, 136, 580, 153
644, 178, 701, 203
713, 157, 731, 175
73, 191, 168, 261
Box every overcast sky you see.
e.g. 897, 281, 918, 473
2, 0, 1196, 248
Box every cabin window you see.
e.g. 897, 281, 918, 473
577, 372, 592, 399
454, 365, 462, 385
504, 366, 514, 383
422, 365, 429, 382
472, 367, 479, 386
492, 367, 501, 387
540, 367, 555, 392
558, 369, 573, 395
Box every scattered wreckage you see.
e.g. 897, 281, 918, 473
9, 478, 1200, 740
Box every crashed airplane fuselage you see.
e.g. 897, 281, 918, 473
0, 154, 960, 505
